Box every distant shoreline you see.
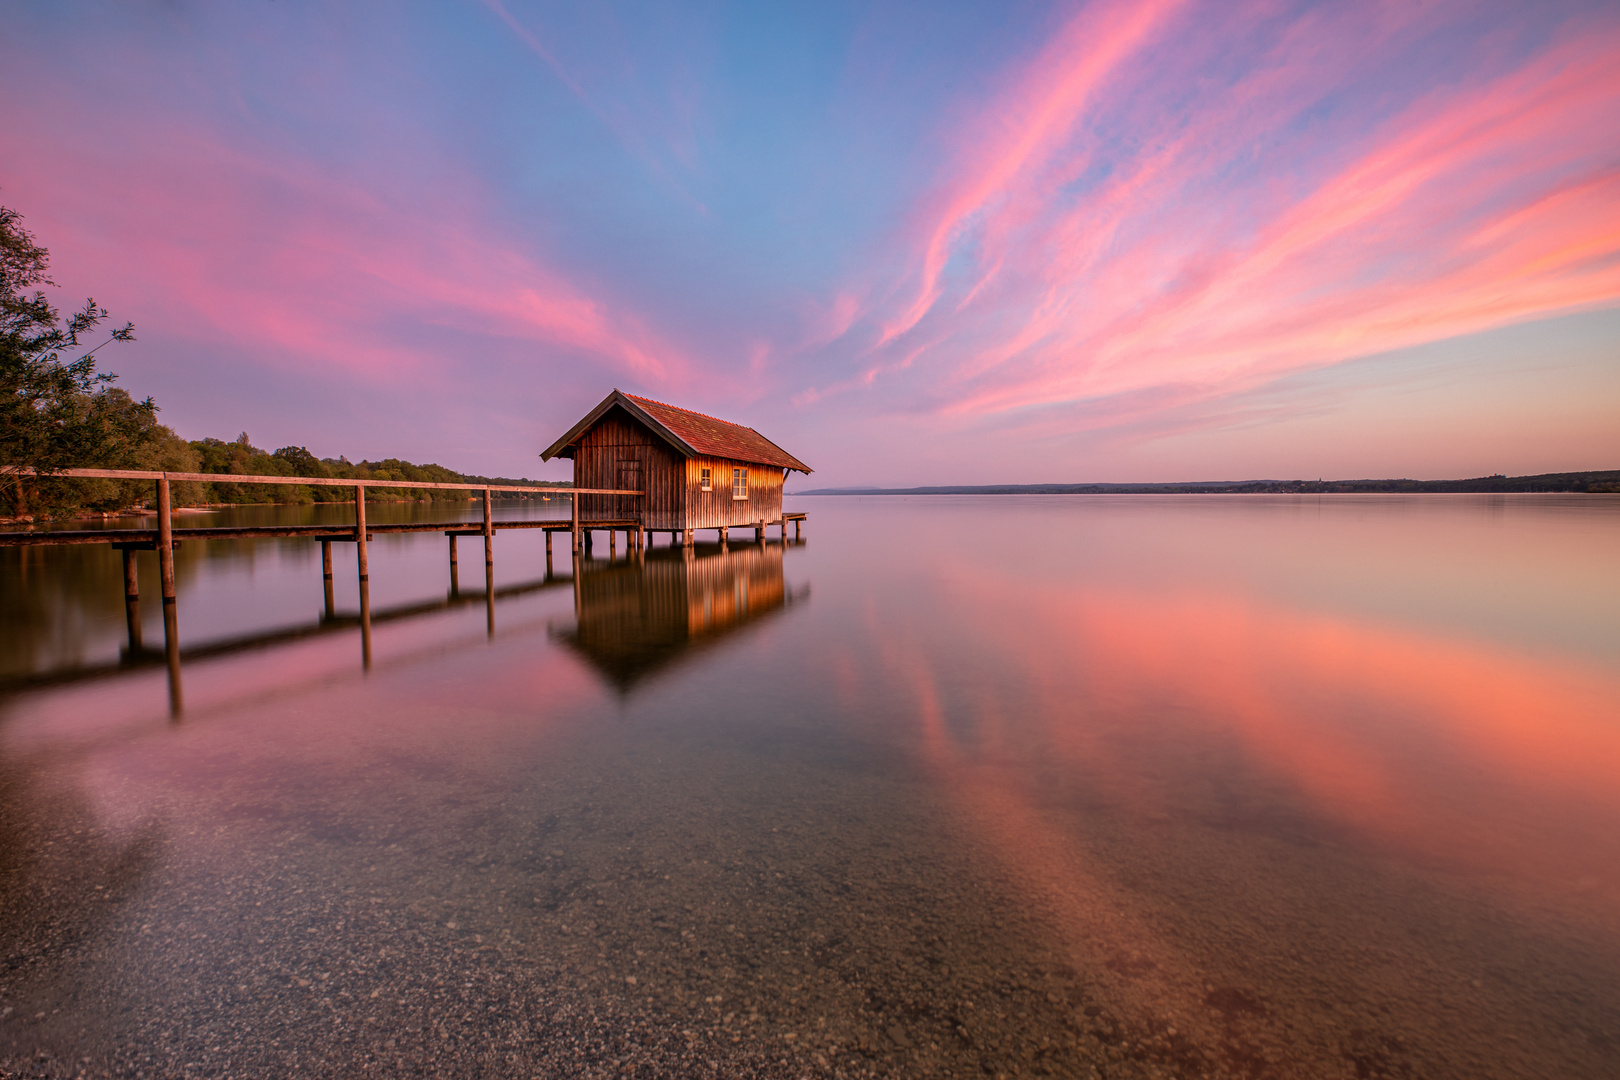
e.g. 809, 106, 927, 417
792, 470, 1620, 496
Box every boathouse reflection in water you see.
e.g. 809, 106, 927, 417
560, 541, 807, 692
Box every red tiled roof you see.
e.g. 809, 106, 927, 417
623, 394, 811, 473
540, 389, 812, 473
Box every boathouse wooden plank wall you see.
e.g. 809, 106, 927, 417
571, 405, 785, 530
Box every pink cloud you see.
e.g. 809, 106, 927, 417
876, 0, 1190, 348
850, 7, 1620, 433
2, 120, 690, 389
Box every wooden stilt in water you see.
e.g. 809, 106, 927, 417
354, 485, 369, 583
571, 492, 581, 554
156, 477, 176, 602
485, 577, 496, 639
546, 530, 553, 557
322, 539, 336, 617
482, 487, 494, 588
719, 525, 728, 550
447, 534, 459, 596
122, 547, 142, 653
609, 529, 616, 557
155, 476, 180, 716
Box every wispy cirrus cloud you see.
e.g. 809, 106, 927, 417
6, 124, 689, 387
816, 2, 1620, 438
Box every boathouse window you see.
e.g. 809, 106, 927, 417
700, 467, 712, 491
732, 468, 748, 499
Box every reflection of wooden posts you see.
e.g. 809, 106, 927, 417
482, 488, 494, 587
121, 546, 142, 652
163, 600, 183, 720
358, 578, 372, 671
321, 539, 335, 617
447, 534, 459, 596
354, 485, 369, 582
156, 476, 176, 602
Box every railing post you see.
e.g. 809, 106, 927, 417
483, 487, 494, 588
355, 484, 368, 582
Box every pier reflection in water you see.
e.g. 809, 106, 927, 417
1, 496, 1618, 1080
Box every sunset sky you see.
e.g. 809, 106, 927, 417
3, 1, 1617, 485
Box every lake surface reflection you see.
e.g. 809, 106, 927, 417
1, 495, 1617, 1078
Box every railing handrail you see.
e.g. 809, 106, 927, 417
0, 465, 640, 496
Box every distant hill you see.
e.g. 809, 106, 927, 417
793, 470, 1620, 496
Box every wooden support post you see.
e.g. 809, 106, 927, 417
122, 547, 142, 653
482, 487, 494, 588
485, 577, 496, 639
684, 528, 694, 547
609, 529, 617, 557
354, 485, 369, 582
585, 529, 594, 553
448, 534, 459, 596
545, 530, 553, 557
156, 476, 176, 602
322, 539, 336, 617
795, 518, 802, 540
571, 492, 581, 554
719, 526, 728, 550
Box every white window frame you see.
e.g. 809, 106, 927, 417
732, 467, 748, 500
700, 467, 712, 491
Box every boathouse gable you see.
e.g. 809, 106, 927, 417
541, 390, 810, 534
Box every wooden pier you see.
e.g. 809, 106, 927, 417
2, 465, 806, 715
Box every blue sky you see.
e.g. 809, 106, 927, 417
2, 0, 1616, 482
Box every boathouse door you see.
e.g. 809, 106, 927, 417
616, 459, 642, 521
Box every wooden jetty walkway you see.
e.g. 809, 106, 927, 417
2, 465, 806, 716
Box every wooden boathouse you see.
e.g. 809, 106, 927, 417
540, 390, 812, 547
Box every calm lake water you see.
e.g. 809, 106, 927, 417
2, 494, 1617, 1079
